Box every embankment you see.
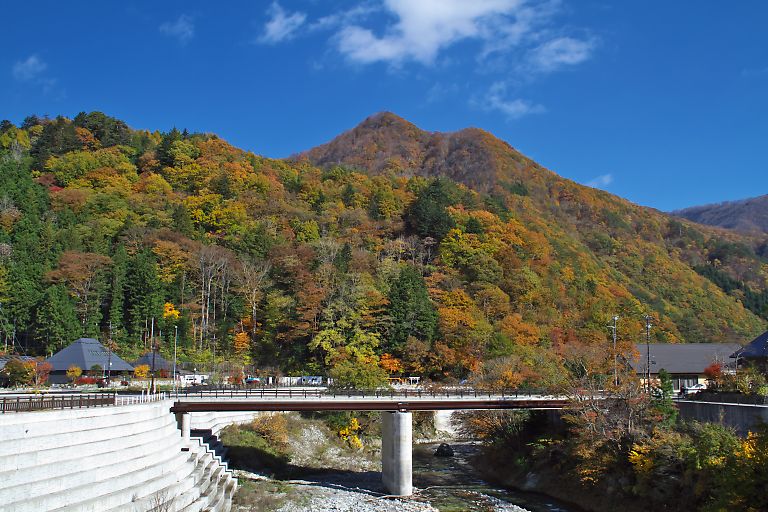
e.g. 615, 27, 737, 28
0, 399, 242, 512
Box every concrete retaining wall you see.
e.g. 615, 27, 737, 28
189, 410, 262, 435
677, 400, 768, 436
0, 400, 235, 512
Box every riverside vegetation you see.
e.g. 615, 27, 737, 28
461, 369, 768, 512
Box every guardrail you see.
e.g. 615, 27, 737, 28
115, 392, 169, 406
1, 392, 116, 413
684, 392, 768, 405
173, 387, 548, 400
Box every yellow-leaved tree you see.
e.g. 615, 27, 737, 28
133, 364, 150, 379
66, 365, 82, 383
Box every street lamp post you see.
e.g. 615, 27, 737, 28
107, 343, 112, 386
173, 325, 178, 396
608, 316, 619, 387
645, 315, 653, 393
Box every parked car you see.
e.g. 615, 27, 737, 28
181, 374, 208, 386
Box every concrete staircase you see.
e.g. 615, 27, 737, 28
191, 430, 229, 463
0, 400, 235, 512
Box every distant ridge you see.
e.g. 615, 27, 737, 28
673, 195, 768, 234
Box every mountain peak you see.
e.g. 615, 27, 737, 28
358, 111, 416, 129
299, 113, 534, 192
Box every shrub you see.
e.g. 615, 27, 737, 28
66, 365, 82, 382
338, 416, 363, 449
703, 362, 722, 382
1, 359, 34, 386
133, 364, 150, 379
249, 414, 289, 447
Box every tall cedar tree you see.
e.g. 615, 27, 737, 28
124, 250, 164, 343
107, 245, 128, 342
34, 284, 80, 353
386, 265, 437, 353
404, 178, 456, 240
30, 116, 82, 170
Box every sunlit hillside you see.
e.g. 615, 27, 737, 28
0, 112, 765, 385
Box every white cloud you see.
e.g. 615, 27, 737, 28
310, 4, 379, 32
160, 14, 195, 44
259, 2, 307, 44
586, 173, 613, 189
12, 55, 47, 82
479, 82, 545, 119
335, 0, 528, 65
254, 0, 596, 120
529, 36, 594, 72
11, 54, 64, 98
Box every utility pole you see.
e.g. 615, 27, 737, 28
645, 315, 653, 393
150, 317, 156, 394
173, 325, 178, 397
106, 321, 113, 385
212, 334, 216, 386
608, 316, 619, 387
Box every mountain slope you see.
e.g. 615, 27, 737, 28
673, 195, 768, 234
300, 112, 768, 339
1, 112, 767, 386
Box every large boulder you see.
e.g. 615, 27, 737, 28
434, 443, 454, 457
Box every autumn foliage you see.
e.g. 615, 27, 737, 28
0, 112, 767, 387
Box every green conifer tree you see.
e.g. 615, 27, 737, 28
386, 265, 437, 353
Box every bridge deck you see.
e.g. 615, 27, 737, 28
170, 397, 568, 413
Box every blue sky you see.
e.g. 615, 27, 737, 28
1, 1, 767, 211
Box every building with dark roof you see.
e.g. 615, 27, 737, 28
632, 343, 741, 391
46, 338, 133, 383
133, 351, 175, 373
732, 330, 768, 360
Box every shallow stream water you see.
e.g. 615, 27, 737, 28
412, 442, 577, 512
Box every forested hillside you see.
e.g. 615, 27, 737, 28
674, 194, 768, 234
0, 112, 766, 386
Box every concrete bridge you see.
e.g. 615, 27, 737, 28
170, 390, 568, 496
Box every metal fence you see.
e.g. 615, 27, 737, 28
1, 393, 116, 413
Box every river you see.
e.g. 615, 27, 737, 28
413, 442, 578, 512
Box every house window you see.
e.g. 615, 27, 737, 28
672, 374, 699, 390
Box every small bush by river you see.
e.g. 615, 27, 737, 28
460, 409, 768, 511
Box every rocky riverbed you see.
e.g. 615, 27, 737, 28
225, 414, 550, 512
233, 470, 439, 512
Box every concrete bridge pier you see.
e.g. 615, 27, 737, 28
176, 411, 191, 443
381, 411, 413, 496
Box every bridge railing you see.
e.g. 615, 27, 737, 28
172, 386, 548, 400
115, 392, 169, 406
0, 392, 116, 413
